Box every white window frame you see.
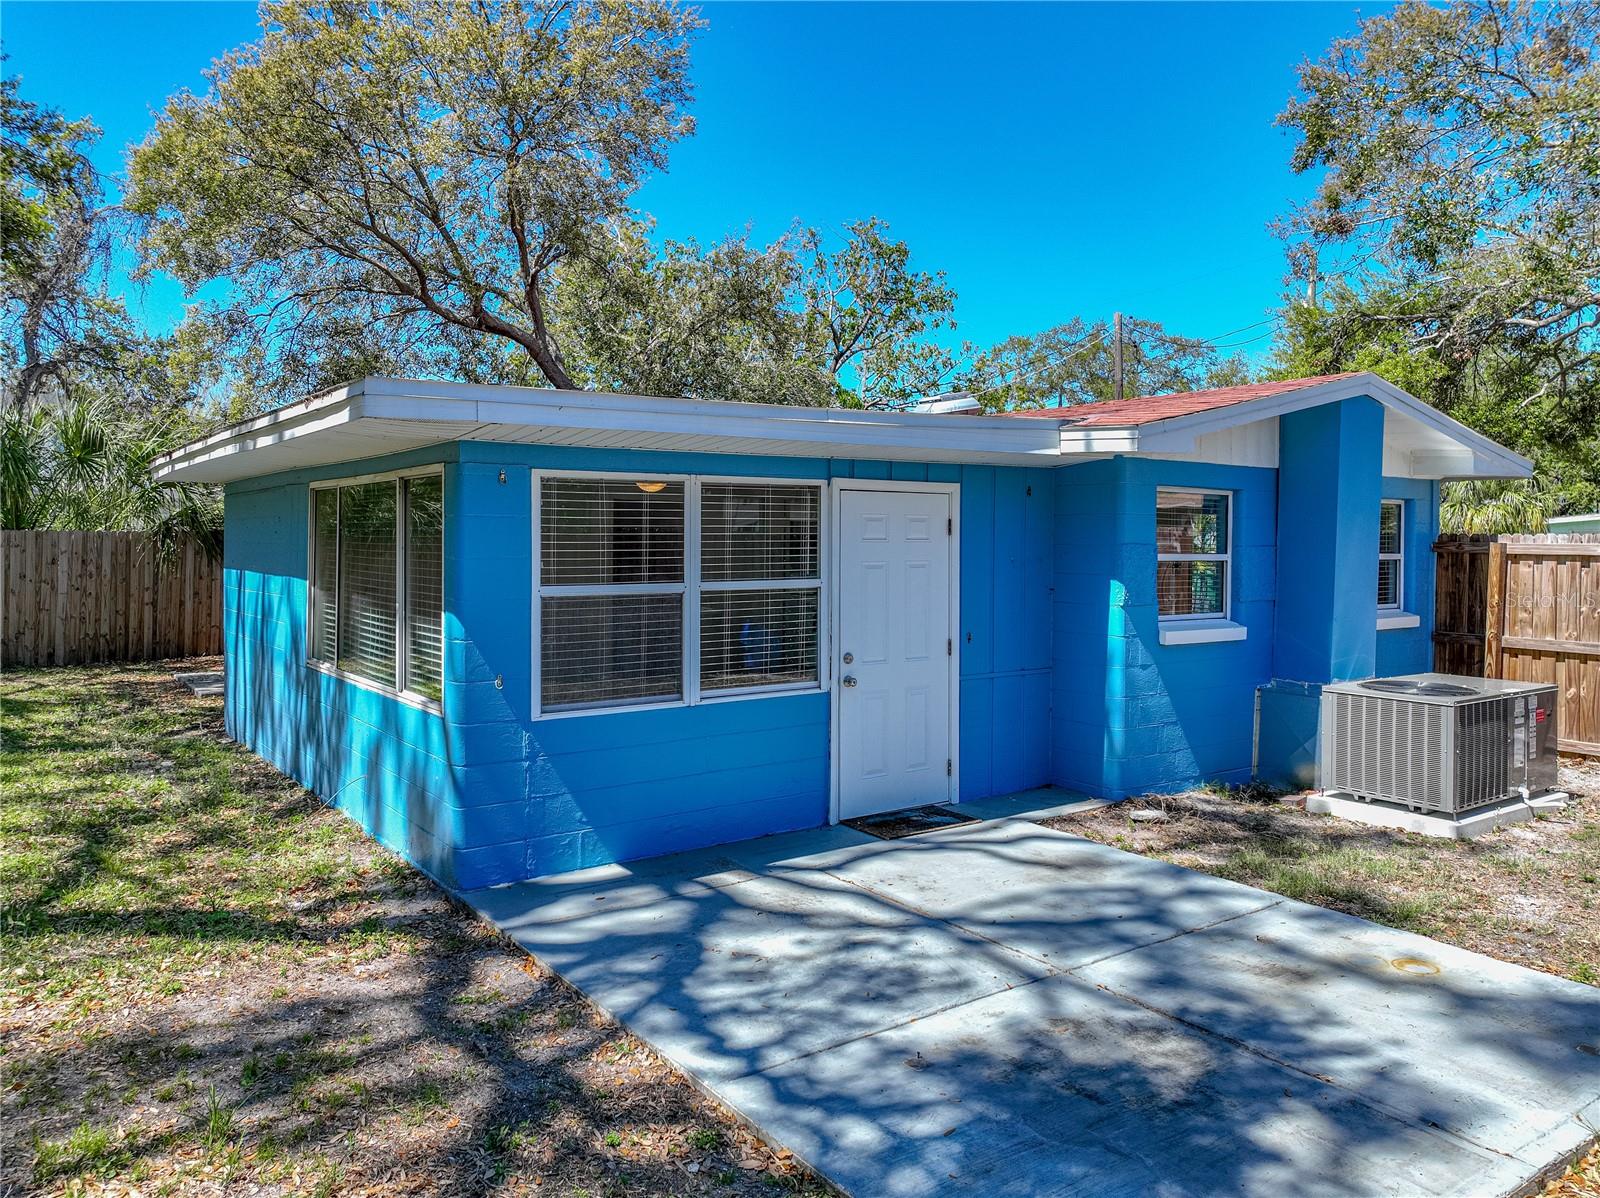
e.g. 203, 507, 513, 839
305, 465, 445, 713
1378, 499, 1404, 612
531, 471, 828, 720
1156, 487, 1233, 624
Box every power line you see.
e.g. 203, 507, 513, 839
1139, 315, 1279, 351
968, 330, 1107, 401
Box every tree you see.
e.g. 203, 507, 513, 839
1276, 0, 1600, 524
129, 0, 701, 393
549, 215, 961, 407
0, 76, 140, 411
960, 316, 1252, 411
793, 218, 960, 407
0, 397, 221, 555
552, 219, 824, 404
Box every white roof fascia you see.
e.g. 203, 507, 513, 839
152, 377, 1065, 483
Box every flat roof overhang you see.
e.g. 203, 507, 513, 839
152, 377, 1067, 484
153, 372, 1533, 485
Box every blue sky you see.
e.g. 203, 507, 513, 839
3, 1, 1374, 365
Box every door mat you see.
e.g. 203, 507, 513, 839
842, 805, 979, 840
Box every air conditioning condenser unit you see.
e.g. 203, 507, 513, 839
1318, 673, 1558, 816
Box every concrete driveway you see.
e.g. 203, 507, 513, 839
465, 803, 1600, 1197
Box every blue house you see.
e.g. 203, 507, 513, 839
154, 371, 1529, 890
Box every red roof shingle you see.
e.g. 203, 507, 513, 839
1004, 372, 1362, 427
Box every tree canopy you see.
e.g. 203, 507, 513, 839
7, 0, 1599, 540
130, 0, 702, 392
1276, 0, 1600, 526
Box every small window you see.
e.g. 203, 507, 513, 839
1156, 489, 1230, 619
535, 475, 823, 715
1378, 500, 1404, 611
309, 472, 444, 703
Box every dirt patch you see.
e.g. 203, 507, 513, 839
1, 661, 831, 1197
1043, 761, 1600, 987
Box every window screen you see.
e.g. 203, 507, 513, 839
699, 483, 821, 693
1156, 490, 1230, 618
405, 476, 444, 699
311, 488, 339, 664
309, 473, 443, 702
542, 593, 683, 709
337, 482, 398, 687
701, 589, 819, 691
1378, 500, 1403, 610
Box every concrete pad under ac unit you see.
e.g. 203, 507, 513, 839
1307, 790, 1570, 839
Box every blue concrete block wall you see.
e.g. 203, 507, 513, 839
223, 447, 465, 883
224, 441, 1057, 889
1273, 399, 1384, 683
222, 408, 1446, 882
1052, 457, 1277, 797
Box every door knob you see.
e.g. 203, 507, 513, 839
842, 675, 858, 688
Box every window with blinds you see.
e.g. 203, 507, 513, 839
1377, 500, 1404, 611
538, 478, 686, 711
311, 488, 339, 664
1156, 489, 1230, 619
700, 483, 821, 693
337, 482, 398, 687
405, 476, 444, 699
308, 472, 444, 704
535, 475, 822, 714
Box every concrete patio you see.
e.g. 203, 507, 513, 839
464, 801, 1600, 1197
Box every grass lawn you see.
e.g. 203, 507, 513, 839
1, 661, 830, 1197
1045, 765, 1600, 988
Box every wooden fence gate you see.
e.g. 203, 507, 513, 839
2, 530, 223, 667
1434, 532, 1600, 756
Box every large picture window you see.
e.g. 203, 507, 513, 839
1156, 489, 1230, 619
309, 472, 444, 703
1377, 500, 1404, 611
536, 475, 823, 714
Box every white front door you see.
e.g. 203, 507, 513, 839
835, 487, 955, 819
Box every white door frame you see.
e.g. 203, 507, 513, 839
828, 478, 961, 823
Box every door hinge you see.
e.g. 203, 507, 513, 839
946, 759, 953, 777
946, 516, 953, 535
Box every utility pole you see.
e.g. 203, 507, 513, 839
1112, 311, 1125, 402
1305, 246, 1319, 308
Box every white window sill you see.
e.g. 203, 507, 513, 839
307, 660, 443, 714
1159, 619, 1247, 646
1376, 611, 1421, 631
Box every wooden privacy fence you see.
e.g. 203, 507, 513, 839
1433, 532, 1600, 756
2, 530, 223, 667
